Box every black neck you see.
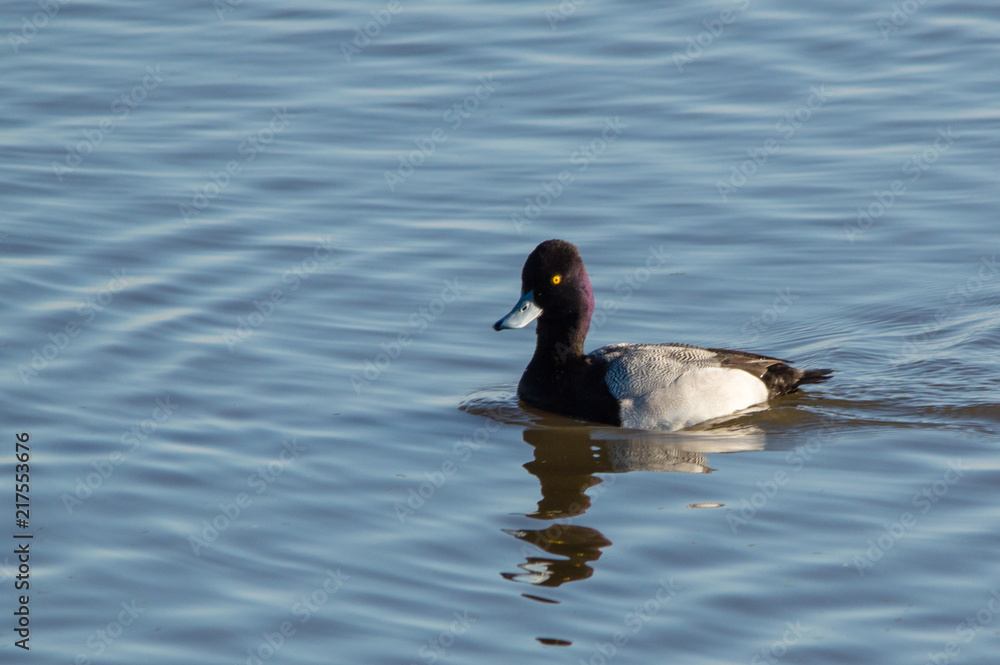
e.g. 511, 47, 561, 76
531, 312, 588, 367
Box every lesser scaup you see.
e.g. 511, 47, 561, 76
494, 239, 832, 431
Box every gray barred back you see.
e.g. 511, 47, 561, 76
595, 343, 735, 400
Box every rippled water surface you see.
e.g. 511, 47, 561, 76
3, 0, 1000, 663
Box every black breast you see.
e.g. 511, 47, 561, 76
517, 354, 621, 426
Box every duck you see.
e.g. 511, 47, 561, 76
493, 239, 831, 431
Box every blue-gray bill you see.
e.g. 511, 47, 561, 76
494, 290, 543, 331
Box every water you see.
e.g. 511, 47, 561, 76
2, 0, 999, 662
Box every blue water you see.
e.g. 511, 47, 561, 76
3, 0, 1000, 663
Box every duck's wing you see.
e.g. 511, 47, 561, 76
594, 343, 830, 399
590, 343, 831, 431
705, 345, 833, 396
591, 343, 721, 398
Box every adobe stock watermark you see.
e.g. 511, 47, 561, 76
350, 278, 464, 395
738, 288, 797, 345
222, 234, 336, 351
750, 621, 809, 665
243, 568, 350, 665
16, 268, 131, 385
384, 75, 499, 192
179, 107, 294, 223
576, 578, 682, 665
717, 84, 830, 201
7, 0, 69, 54
851, 459, 964, 576
62, 397, 179, 514
545, 0, 588, 30
727, 415, 835, 533
901, 255, 999, 361
672, 0, 751, 73
844, 126, 957, 242
393, 413, 500, 523
923, 588, 1000, 665
510, 117, 627, 233
577, 245, 670, 342
188, 438, 306, 556
74, 599, 146, 664
415, 610, 477, 664
877, 0, 930, 40
340, 0, 409, 62
214, 0, 243, 21
51, 65, 164, 181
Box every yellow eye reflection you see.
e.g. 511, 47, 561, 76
551, 274, 562, 285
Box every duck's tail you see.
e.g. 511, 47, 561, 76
760, 364, 833, 397
797, 368, 834, 386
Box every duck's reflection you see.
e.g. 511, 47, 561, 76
522, 425, 721, 519
501, 524, 611, 586
501, 415, 765, 587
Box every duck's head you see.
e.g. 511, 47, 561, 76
494, 239, 594, 337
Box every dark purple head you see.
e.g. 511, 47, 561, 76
494, 240, 595, 353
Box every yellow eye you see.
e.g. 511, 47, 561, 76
551, 274, 562, 285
